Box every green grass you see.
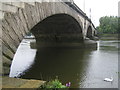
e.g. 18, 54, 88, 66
100, 34, 118, 37
98, 34, 119, 40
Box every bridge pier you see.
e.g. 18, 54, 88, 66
30, 38, 97, 50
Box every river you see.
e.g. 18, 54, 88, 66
9, 39, 119, 88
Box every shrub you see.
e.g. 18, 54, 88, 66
40, 78, 71, 89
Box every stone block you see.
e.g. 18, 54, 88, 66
18, 9, 29, 33
2, 42, 14, 60
23, 3, 36, 28
11, 2, 25, 8
2, 19, 20, 47
0, 3, 18, 13
2, 30, 17, 53
2, 77, 46, 88
2, 66, 10, 75
4, 13, 23, 41
3, 56, 12, 67
0, 11, 4, 20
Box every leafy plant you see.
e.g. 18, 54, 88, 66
40, 77, 71, 89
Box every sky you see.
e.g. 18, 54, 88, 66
74, 0, 119, 27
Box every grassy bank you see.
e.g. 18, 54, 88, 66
98, 34, 119, 40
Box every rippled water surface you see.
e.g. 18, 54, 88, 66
10, 39, 118, 88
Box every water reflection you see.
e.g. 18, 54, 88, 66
99, 40, 119, 51
20, 47, 95, 87
10, 40, 118, 88
9, 39, 36, 77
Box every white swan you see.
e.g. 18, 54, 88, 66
104, 77, 113, 82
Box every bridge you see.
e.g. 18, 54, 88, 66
0, 0, 97, 76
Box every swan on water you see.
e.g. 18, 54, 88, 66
104, 77, 113, 82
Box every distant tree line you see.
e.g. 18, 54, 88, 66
96, 16, 119, 34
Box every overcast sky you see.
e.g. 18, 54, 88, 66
74, 0, 119, 27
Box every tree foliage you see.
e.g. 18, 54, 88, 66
97, 16, 119, 34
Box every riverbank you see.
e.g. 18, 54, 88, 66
98, 34, 119, 40
2, 76, 45, 89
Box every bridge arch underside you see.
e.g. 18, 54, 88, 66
86, 26, 92, 39
31, 14, 83, 47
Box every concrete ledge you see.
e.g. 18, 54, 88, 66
2, 77, 46, 88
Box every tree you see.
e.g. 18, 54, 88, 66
97, 16, 119, 34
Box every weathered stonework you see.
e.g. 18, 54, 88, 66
1, 1, 97, 75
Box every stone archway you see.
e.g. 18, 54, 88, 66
2, 1, 94, 76
31, 14, 83, 48
86, 26, 92, 39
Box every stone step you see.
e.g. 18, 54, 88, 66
2, 76, 46, 88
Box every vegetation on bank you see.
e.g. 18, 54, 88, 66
98, 34, 118, 40
96, 16, 119, 35
40, 77, 71, 89
96, 16, 119, 40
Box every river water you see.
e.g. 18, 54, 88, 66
9, 39, 119, 88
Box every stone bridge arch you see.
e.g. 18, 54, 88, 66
1, 2, 85, 75
31, 14, 83, 47
86, 25, 92, 39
